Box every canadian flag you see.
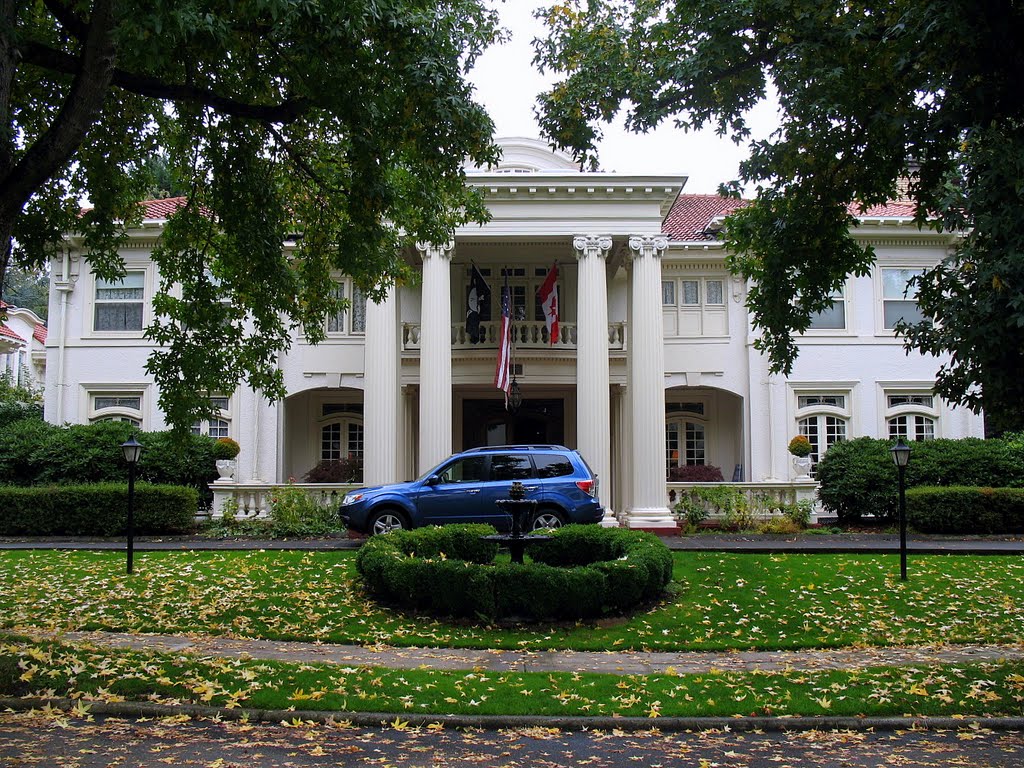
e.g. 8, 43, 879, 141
537, 263, 559, 344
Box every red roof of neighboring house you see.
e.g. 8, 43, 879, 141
662, 194, 750, 240
0, 324, 24, 342
32, 324, 47, 343
851, 201, 918, 218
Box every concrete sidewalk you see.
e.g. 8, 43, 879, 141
2, 532, 1023, 553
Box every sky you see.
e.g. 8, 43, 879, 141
467, 2, 780, 194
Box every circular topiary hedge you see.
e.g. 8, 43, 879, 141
355, 524, 673, 622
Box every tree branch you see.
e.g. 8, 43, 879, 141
19, 40, 313, 123
0, 0, 117, 220
43, 0, 89, 42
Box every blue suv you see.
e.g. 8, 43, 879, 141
339, 445, 604, 535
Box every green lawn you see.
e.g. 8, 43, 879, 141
1, 549, 1022, 651
3, 636, 1023, 718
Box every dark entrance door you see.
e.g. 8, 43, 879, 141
462, 399, 565, 449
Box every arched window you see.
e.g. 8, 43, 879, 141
318, 404, 364, 463
89, 391, 144, 428
886, 393, 937, 441
665, 402, 708, 472
795, 394, 849, 475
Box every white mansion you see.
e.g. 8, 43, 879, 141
43, 138, 984, 529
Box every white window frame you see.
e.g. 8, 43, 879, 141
191, 394, 233, 438
792, 387, 853, 476
325, 277, 367, 337
88, 266, 153, 338
803, 284, 849, 333
661, 274, 729, 338
665, 400, 710, 472
86, 388, 147, 428
883, 388, 939, 442
878, 266, 928, 332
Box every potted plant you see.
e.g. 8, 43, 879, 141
788, 435, 813, 478
213, 437, 240, 482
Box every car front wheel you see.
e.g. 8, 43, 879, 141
368, 509, 408, 535
531, 509, 565, 530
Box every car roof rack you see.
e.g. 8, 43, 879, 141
461, 445, 570, 453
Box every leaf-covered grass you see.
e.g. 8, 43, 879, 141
1, 550, 1023, 651
3, 637, 1023, 719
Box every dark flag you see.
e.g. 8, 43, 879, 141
467, 263, 490, 343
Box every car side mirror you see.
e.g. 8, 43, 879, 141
425, 474, 442, 486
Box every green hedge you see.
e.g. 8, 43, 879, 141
0, 420, 220, 504
816, 437, 1024, 522
355, 524, 673, 622
906, 486, 1024, 534
0, 483, 198, 536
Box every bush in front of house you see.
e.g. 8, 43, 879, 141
906, 486, 1024, 534
0, 419, 219, 502
816, 436, 1024, 522
355, 524, 673, 622
667, 464, 725, 482
0, 483, 198, 536
303, 457, 363, 483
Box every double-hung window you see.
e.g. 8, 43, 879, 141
94, 272, 145, 332
882, 268, 927, 330
806, 287, 847, 331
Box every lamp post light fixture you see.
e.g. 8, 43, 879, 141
121, 435, 143, 575
507, 377, 523, 415
889, 437, 911, 581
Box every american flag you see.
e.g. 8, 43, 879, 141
494, 273, 511, 401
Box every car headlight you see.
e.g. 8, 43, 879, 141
342, 493, 364, 506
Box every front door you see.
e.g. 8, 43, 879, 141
462, 399, 564, 449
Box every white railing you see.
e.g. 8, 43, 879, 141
209, 482, 362, 519
401, 322, 628, 352
666, 481, 820, 524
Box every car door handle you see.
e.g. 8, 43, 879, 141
523, 486, 538, 491
466, 489, 481, 494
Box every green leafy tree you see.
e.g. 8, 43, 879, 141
534, 1, 1024, 426
1, 266, 49, 319
0, 1, 501, 428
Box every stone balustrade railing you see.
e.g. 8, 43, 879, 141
208, 483, 362, 520
401, 321, 628, 351
665, 481, 820, 525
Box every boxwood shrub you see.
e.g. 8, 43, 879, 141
355, 524, 673, 622
0, 419, 220, 505
0, 483, 198, 536
906, 486, 1024, 534
816, 437, 1024, 522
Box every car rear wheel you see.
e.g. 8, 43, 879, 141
531, 509, 565, 530
368, 509, 408, 535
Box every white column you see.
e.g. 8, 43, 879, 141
573, 235, 617, 526
626, 235, 677, 531
364, 285, 401, 485
416, 242, 454, 474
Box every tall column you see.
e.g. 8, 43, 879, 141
364, 285, 401, 485
627, 235, 677, 531
416, 242, 454, 474
573, 235, 617, 525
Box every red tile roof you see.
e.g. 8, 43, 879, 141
141, 196, 189, 219
0, 324, 24, 342
662, 194, 920, 241
661, 194, 749, 240
32, 324, 47, 343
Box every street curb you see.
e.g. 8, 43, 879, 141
2, 697, 1023, 733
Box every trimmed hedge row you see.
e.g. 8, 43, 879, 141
0, 419, 220, 500
355, 524, 673, 622
906, 486, 1024, 534
0, 483, 198, 536
816, 436, 1024, 522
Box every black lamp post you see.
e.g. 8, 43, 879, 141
121, 435, 143, 574
889, 437, 911, 581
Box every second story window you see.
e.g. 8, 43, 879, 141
95, 272, 144, 332
326, 280, 367, 335
882, 268, 927, 330
662, 276, 728, 337
806, 287, 847, 330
